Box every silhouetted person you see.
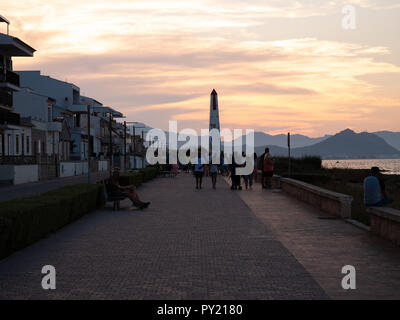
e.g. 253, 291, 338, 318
230, 153, 242, 190
261, 148, 274, 189
109, 168, 150, 209
242, 152, 252, 189
209, 154, 218, 189
364, 166, 393, 207
194, 149, 204, 189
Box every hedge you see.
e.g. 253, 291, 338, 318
0, 183, 104, 260
271, 156, 322, 175
119, 172, 143, 187
119, 167, 159, 186
140, 167, 159, 182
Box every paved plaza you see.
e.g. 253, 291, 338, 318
0, 173, 399, 299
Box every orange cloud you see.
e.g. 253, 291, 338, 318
5, 0, 400, 137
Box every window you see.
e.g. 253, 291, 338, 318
16, 135, 19, 155
75, 114, 81, 127
26, 136, 30, 154
7, 134, 11, 155
48, 106, 52, 122
21, 134, 24, 155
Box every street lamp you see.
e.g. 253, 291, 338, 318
124, 121, 147, 171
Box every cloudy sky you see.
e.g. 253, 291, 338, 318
3, 0, 400, 136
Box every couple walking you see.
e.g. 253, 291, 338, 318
194, 151, 218, 189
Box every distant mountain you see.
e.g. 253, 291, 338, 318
238, 131, 330, 148
373, 131, 400, 151
255, 129, 400, 159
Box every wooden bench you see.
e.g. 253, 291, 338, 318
104, 183, 127, 210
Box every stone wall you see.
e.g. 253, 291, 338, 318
368, 207, 400, 246
271, 175, 353, 218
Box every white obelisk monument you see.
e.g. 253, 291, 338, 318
209, 89, 220, 131
209, 89, 221, 156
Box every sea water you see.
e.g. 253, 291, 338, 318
322, 159, 400, 175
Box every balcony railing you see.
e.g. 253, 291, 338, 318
0, 109, 20, 125
0, 90, 13, 108
0, 69, 20, 87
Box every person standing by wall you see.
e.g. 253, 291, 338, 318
262, 148, 274, 189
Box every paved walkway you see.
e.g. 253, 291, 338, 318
235, 181, 400, 300
0, 174, 327, 300
0, 171, 109, 202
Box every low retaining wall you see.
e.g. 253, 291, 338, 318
98, 160, 108, 172
275, 176, 353, 218
0, 165, 39, 184
367, 207, 400, 246
59, 161, 90, 177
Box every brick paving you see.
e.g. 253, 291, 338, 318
0, 173, 327, 300
236, 183, 400, 300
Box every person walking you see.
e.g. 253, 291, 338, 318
209, 154, 219, 189
230, 153, 242, 190
251, 152, 258, 187
242, 152, 251, 190
194, 150, 204, 189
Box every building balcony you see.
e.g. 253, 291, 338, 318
0, 89, 12, 108
69, 104, 88, 113
0, 108, 20, 125
47, 121, 62, 132
0, 69, 20, 91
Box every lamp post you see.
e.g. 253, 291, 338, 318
124, 122, 146, 170
87, 104, 91, 183
288, 132, 291, 178
108, 112, 113, 178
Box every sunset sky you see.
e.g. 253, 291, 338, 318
3, 0, 400, 137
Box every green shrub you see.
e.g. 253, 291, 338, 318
139, 166, 159, 182
119, 172, 143, 187
0, 183, 104, 260
272, 156, 322, 175
118, 167, 159, 186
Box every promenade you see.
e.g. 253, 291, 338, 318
0, 173, 399, 299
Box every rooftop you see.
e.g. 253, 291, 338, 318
0, 32, 35, 56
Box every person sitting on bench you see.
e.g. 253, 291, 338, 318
364, 166, 393, 207
110, 168, 150, 209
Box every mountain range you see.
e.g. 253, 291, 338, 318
134, 123, 400, 159
242, 130, 400, 150
254, 129, 400, 159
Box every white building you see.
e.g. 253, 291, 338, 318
0, 20, 36, 158
13, 87, 71, 159
17, 71, 87, 160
